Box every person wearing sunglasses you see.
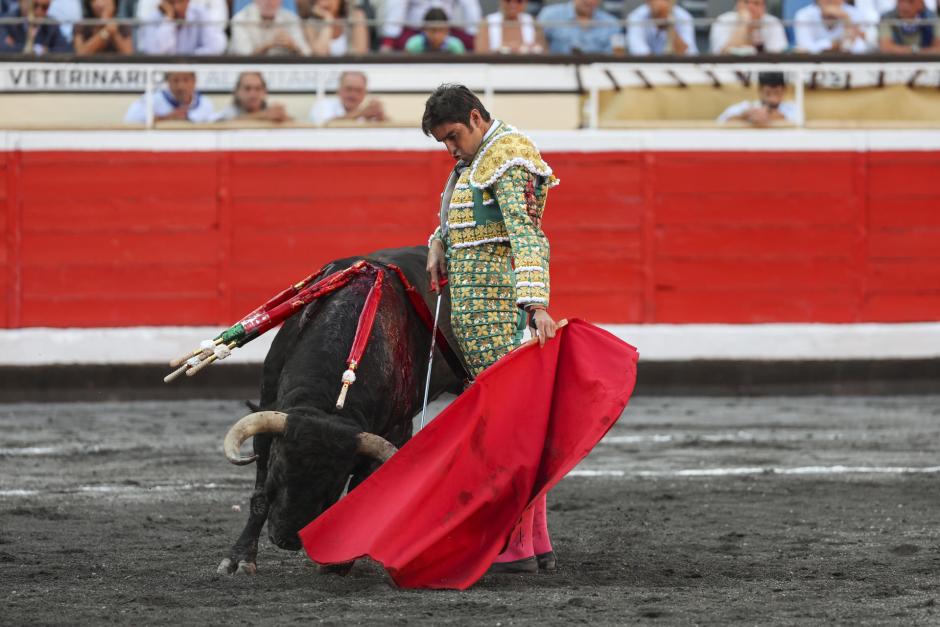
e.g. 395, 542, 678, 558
0, 0, 73, 53
475, 0, 546, 54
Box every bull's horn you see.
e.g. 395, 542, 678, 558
356, 433, 397, 463
223, 411, 288, 465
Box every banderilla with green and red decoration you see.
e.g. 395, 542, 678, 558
164, 261, 373, 383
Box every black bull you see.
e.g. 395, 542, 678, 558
217, 246, 464, 575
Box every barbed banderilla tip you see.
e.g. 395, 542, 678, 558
335, 366, 357, 410
163, 363, 190, 383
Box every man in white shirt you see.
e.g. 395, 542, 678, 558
627, 0, 698, 55
124, 72, 216, 124
309, 71, 388, 126
794, 0, 873, 54
48, 0, 81, 41
717, 72, 798, 126
710, 0, 788, 53
229, 0, 309, 55
380, 0, 482, 49
138, 0, 227, 54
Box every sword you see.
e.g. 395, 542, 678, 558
419, 292, 443, 430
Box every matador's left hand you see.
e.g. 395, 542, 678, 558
531, 308, 558, 347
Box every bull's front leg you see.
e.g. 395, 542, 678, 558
218, 434, 272, 575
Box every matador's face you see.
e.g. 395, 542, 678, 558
430, 109, 489, 163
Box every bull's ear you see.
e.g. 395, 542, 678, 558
356, 433, 397, 463
224, 411, 288, 465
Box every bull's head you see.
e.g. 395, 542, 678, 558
222, 411, 396, 550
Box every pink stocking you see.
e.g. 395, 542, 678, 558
532, 493, 553, 555
493, 506, 535, 563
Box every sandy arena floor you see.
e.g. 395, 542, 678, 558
2, 395, 939, 625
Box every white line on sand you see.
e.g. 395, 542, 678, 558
600, 431, 852, 445
569, 466, 940, 478
0, 482, 240, 499
4, 466, 940, 499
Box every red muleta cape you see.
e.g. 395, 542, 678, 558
299, 318, 639, 590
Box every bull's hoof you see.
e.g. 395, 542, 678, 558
318, 561, 355, 576
217, 558, 258, 575
236, 560, 257, 575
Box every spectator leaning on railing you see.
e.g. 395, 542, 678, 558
229, 0, 310, 55
717, 71, 797, 126
538, 0, 620, 54
133, 0, 229, 40
475, 0, 545, 54
381, 0, 481, 51
49, 0, 82, 43
214, 71, 293, 122
124, 71, 216, 123
1, 0, 72, 53
309, 70, 387, 125
879, 0, 940, 53
73, 0, 134, 54
405, 7, 466, 51
303, 0, 368, 55
709, 0, 787, 54
138, 0, 227, 54
794, 0, 873, 53
627, 0, 697, 55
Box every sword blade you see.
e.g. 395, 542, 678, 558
419, 293, 443, 431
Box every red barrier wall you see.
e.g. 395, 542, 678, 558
2, 149, 939, 328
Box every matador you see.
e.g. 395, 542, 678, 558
423, 84, 560, 574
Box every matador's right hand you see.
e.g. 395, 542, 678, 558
427, 239, 447, 294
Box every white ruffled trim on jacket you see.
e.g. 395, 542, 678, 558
449, 198, 494, 210
447, 221, 477, 230
516, 296, 548, 306
450, 236, 511, 249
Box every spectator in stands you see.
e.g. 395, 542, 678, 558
538, 0, 620, 54
138, 0, 227, 54
380, 0, 481, 51
124, 71, 216, 123
49, 0, 82, 43
475, 0, 545, 53
303, 0, 368, 55
133, 0, 229, 43
717, 72, 798, 126
229, 0, 310, 54
405, 7, 466, 51
309, 70, 388, 125
879, 0, 940, 52
627, 0, 697, 55
73, 0, 134, 54
794, 0, 872, 53
214, 72, 293, 122
0, 0, 73, 53
709, 0, 787, 53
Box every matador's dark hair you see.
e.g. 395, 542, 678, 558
421, 84, 492, 136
